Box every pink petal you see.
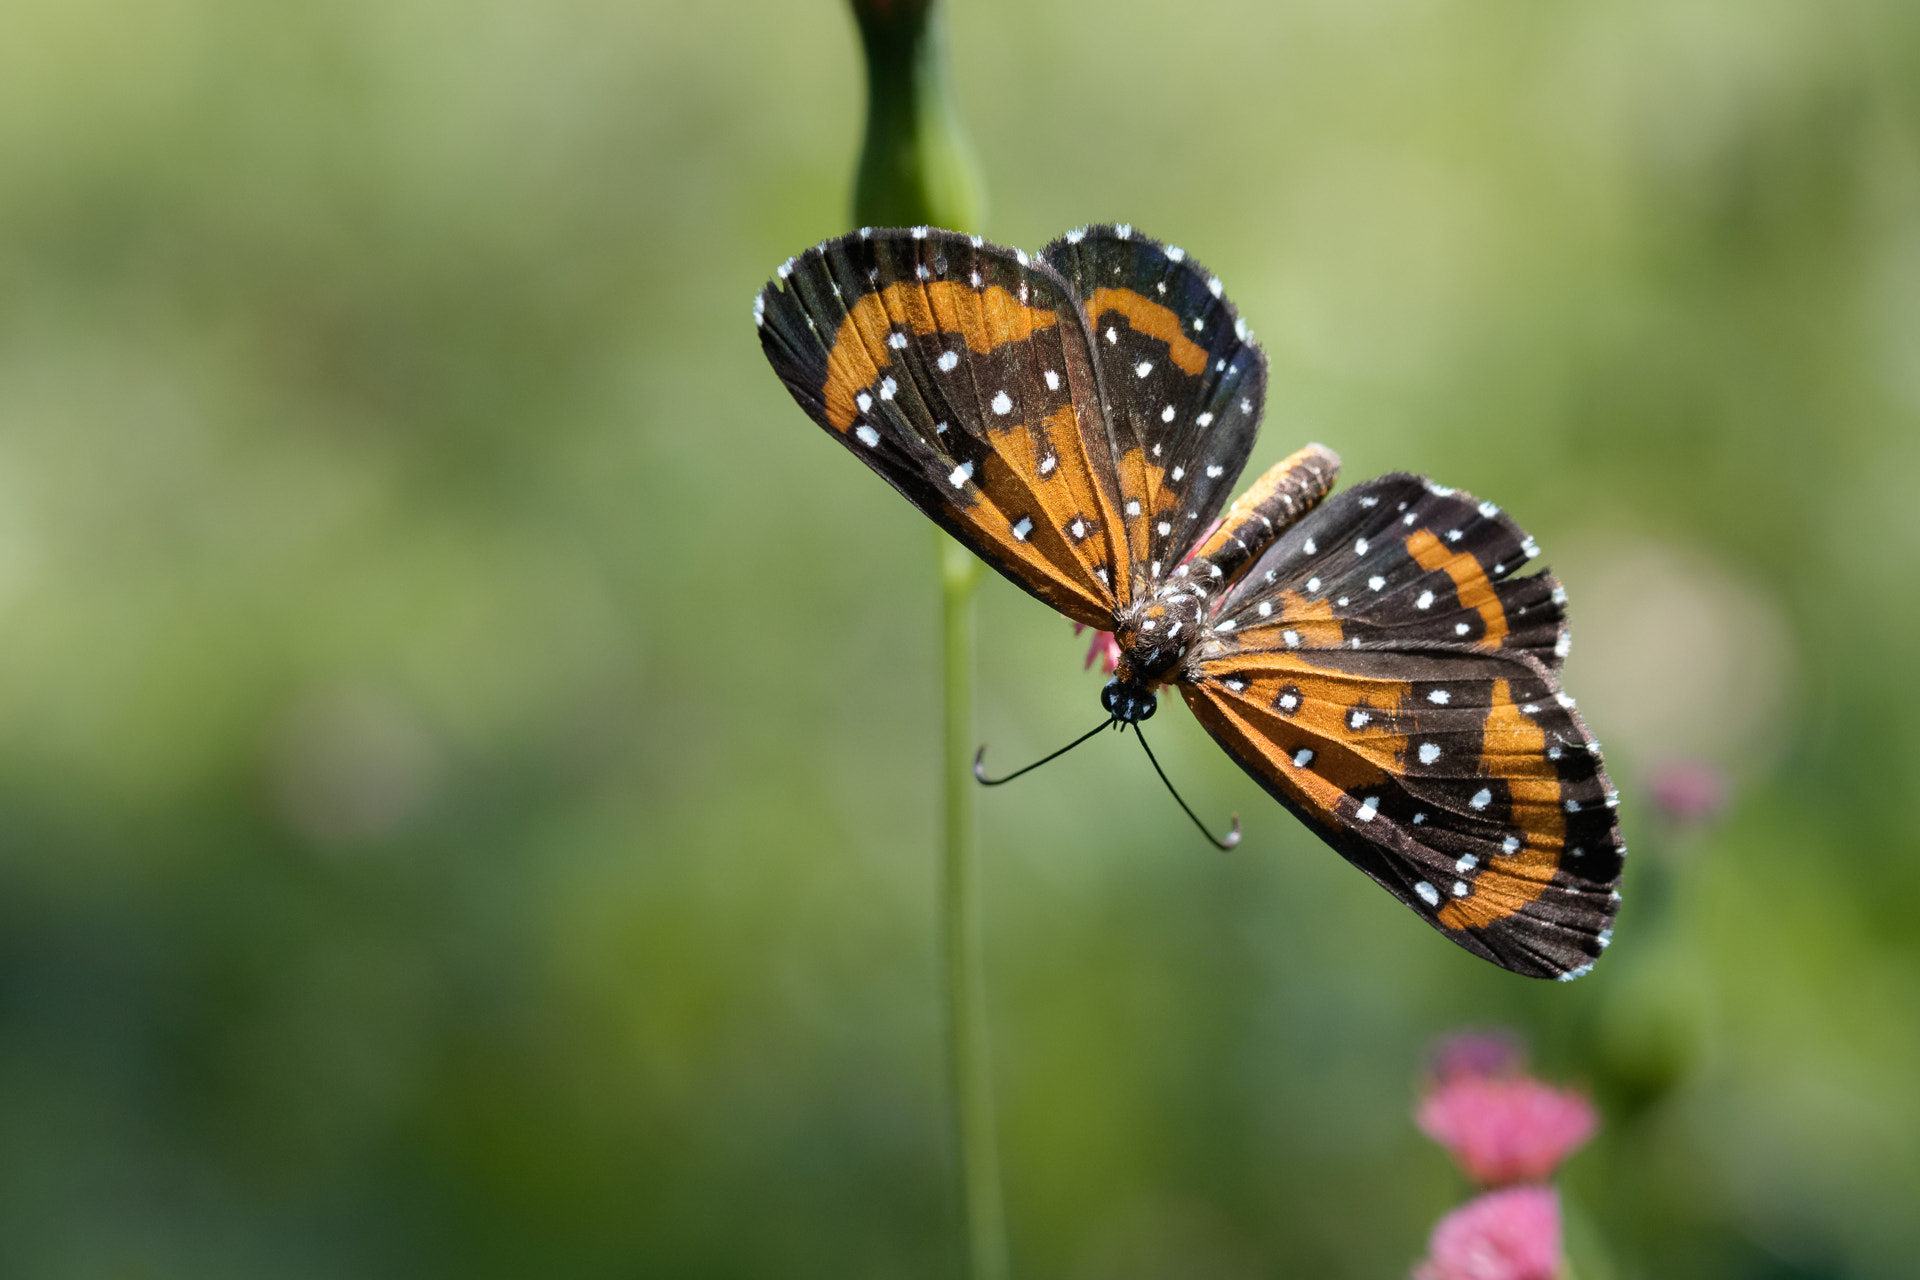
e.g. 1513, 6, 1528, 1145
1417, 1077, 1597, 1185
1412, 1186, 1563, 1280
1083, 628, 1121, 675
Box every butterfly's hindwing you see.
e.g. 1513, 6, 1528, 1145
757, 229, 1130, 626
1042, 226, 1268, 589
1181, 477, 1620, 980
1209, 475, 1570, 670
1183, 648, 1620, 979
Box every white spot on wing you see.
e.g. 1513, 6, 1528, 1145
1196, 412, 1213, 427
1356, 796, 1379, 822
1418, 743, 1441, 764
938, 351, 959, 372
1011, 517, 1033, 541
855, 425, 880, 447
1292, 748, 1314, 767
1415, 881, 1440, 906
949, 461, 974, 488
990, 390, 1013, 415
1470, 788, 1492, 810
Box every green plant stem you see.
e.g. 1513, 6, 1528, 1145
846, 3, 1002, 1277
938, 532, 1003, 1280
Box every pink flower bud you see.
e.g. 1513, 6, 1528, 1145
1428, 1029, 1527, 1084
1648, 758, 1728, 826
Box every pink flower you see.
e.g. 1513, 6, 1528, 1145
1071, 622, 1122, 675
1649, 757, 1728, 826
1428, 1030, 1527, 1084
1417, 1076, 1597, 1186
1411, 1186, 1563, 1280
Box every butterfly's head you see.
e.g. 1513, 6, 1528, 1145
1101, 676, 1159, 723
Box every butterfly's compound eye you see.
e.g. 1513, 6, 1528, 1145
1101, 678, 1157, 723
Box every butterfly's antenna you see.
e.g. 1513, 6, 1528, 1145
1132, 724, 1242, 851
974, 717, 1115, 786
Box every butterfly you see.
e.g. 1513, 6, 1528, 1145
754, 223, 1623, 981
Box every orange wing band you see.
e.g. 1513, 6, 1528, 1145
822, 282, 1062, 430
1437, 679, 1563, 930
1406, 528, 1508, 645
1081, 288, 1209, 375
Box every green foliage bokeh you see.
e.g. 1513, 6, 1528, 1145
0, 1, 1916, 1277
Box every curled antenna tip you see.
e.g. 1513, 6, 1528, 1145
1222, 815, 1242, 850
974, 717, 1114, 787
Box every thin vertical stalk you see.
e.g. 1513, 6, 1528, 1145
845, 4, 1003, 1279
939, 532, 1002, 1280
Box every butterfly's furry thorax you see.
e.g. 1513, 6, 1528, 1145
1115, 584, 1206, 680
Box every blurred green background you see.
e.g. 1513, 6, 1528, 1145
2, 0, 1917, 1276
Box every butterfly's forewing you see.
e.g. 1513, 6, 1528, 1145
1042, 226, 1267, 590
757, 229, 1130, 626
1182, 478, 1622, 979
